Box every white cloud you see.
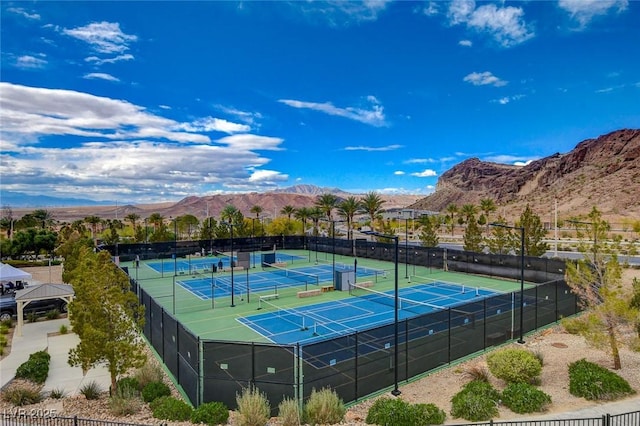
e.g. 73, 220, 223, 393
344, 144, 402, 152
15, 55, 47, 69
279, 97, 386, 127
214, 105, 263, 126
483, 154, 538, 165
177, 117, 251, 134
491, 94, 525, 104
295, 1, 391, 26
463, 71, 508, 87
0, 82, 207, 144
7, 7, 40, 20
558, 0, 628, 29
422, 2, 440, 17
62, 21, 137, 54
459, 39, 473, 47
404, 158, 436, 164
448, 0, 534, 47
85, 54, 134, 65
410, 169, 437, 177
83, 72, 120, 82
216, 134, 284, 151
394, 171, 405, 175
0, 83, 290, 202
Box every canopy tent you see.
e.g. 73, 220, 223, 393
0, 263, 32, 282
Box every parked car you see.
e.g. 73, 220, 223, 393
0, 286, 69, 321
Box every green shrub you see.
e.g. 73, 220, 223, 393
450, 380, 500, 422
502, 382, 551, 413
15, 350, 50, 384
1, 381, 44, 406
0, 335, 6, 347
150, 396, 193, 421
141, 381, 171, 403
134, 360, 164, 389
190, 401, 229, 425
0, 318, 13, 328
277, 397, 301, 426
26, 312, 39, 323
116, 377, 140, 395
235, 386, 270, 426
561, 317, 585, 335
49, 387, 66, 399
109, 387, 142, 416
486, 348, 542, 384
0, 324, 9, 334
79, 380, 103, 400
59, 324, 68, 334
366, 397, 446, 426
303, 387, 346, 425
45, 309, 60, 320
569, 359, 635, 401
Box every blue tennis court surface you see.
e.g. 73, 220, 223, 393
175, 262, 387, 299
238, 282, 497, 344
145, 252, 306, 274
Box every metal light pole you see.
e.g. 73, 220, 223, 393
172, 217, 178, 275
222, 221, 236, 307
490, 222, 525, 344
404, 217, 408, 279
364, 230, 401, 396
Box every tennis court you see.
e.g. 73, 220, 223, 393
145, 252, 306, 275
238, 280, 498, 344
175, 260, 387, 299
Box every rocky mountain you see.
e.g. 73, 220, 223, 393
409, 129, 640, 222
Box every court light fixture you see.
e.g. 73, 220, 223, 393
490, 222, 525, 344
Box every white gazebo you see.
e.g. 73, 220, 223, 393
13, 284, 75, 336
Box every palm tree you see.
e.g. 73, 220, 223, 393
148, 213, 164, 232
309, 207, 323, 236
460, 204, 478, 225
445, 204, 458, 236
280, 205, 295, 222
250, 205, 263, 237
315, 193, 338, 223
360, 192, 386, 233
125, 213, 140, 233
337, 196, 360, 240
480, 198, 497, 229
84, 215, 102, 244
32, 209, 55, 229
295, 207, 313, 236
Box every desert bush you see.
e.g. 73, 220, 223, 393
235, 386, 270, 426
561, 317, 585, 335
109, 386, 143, 416
1, 318, 13, 328
303, 387, 346, 425
464, 364, 490, 382
277, 397, 301, 426
190, 401, 229, 425
450, 380, 500, 422
569, 359, 635, 401
45, 309, 60, 320
150, 396, 193, 421
0, 324, 9, 334
141, 381, 171, 403
502, 382, 551, 413
15, 350, 50, 384
1, 381, 44, 406
0, 335, 6, 348
486, 348, 542, 384
26, 312, 38, 323
49, 387, 66, 399
366, 397, 446, 426
79, 380, 102, 400
134, 360, 164, 389
59, 324, 68, 334
116, 377, 140, 395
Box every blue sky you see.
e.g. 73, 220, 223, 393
1, 1, 639, 204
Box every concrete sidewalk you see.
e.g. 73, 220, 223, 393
0, 318, 111, 395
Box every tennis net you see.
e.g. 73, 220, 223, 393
263, 263, 320, 287
409, 275, 472, 295
315, 258, 387, 281
257, 297, 309, 331
350, 283, 442, 316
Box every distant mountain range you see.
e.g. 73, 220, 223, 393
6, 129, 638, 224
409, 128, 640, 222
